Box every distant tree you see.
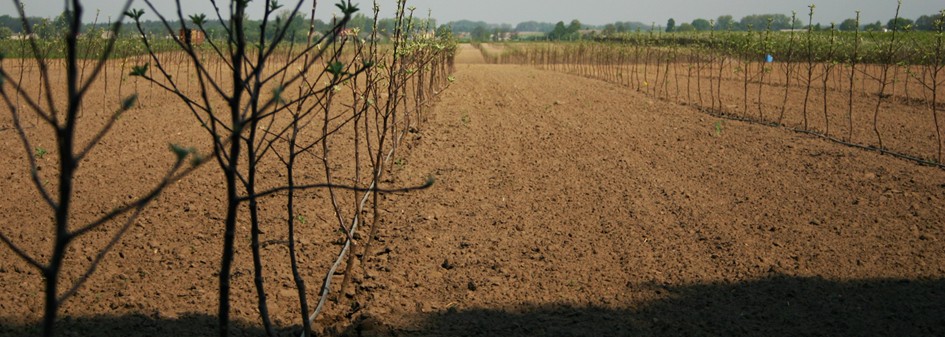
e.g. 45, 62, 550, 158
0, 26, 12, 40
887, 17, 914, 31
515, 21, 555, 33
449, 20, 491, 33
0, 14, 44, 34
549, 21, 566, 40
676, 22, 695, 32
915, 15, 935, 31
914, 12, 945, 31
716, 15, 737, 30
471, 25, 489, 41
691, 18, 711, 31
615, 22, 629, 33
839, 18, 859, 31
666, 18, 676, 32
347, 13, 372, 33
545, 19, 582, 41
864, 20, 883, 31
269, 10, 309, 43
603, 23, 616, 36
567, 19, 582, 35
739, 14, 793, 30
0, 15, 17, 33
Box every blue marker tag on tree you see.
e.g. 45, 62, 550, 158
765, 54, 774, 63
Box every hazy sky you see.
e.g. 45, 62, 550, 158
2, 1, 942, 26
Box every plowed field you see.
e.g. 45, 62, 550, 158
2, 44, 944, 336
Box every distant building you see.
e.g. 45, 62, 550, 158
10, 33, 37, 40
491, 32, 513, 41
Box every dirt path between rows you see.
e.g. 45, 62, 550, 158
348, 45, 945, 336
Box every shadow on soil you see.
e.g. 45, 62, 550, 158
356, 275, 945, 337
3, 275, 944, 336
0, 313, 287, 337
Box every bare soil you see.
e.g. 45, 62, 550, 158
2, 44, 945, 336
351, 45, 945, 336
536, 55, 945, 163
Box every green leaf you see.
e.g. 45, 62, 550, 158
33, 147, 48, 159
189, 14, 207, 26
124, 9, 145, 20
327, 61, 345, 77
335, 0, 360, 16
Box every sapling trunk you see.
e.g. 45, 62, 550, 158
758, 19, 772, 120
872, 1, 905, 149
697, 47, 705, 106
848, 12, 861, 142
662, 48, 672, 98
742, 25, 752, 116
0, 2, 188, 336
801, 5, 816, 130
917, 10, 945, 162
779, 12, 799, 124
822, 24, 838, 136
686, 53, 693, 105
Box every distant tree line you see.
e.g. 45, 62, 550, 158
0, 11, 329, 42
434, 8, 943, 43
601, 22, 648, 35
17, 8, 934, 43
547, 20, 583, 40
667, 10, 944, 33
0, 10, 436, 43
0, 14, 56, 39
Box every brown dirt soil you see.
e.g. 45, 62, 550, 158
538, 59, 945, 163
350, 45, 945, 336
1, 44, 945, 336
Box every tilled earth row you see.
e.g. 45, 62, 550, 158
352, 45, 945, 336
